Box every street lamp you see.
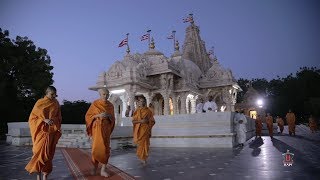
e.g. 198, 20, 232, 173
257, 99, 263, 108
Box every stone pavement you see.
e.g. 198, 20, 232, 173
1, 125, 320, 180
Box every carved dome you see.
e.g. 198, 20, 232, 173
144, 49, 164, 56
180, 59, 202, 80
205, 61, 234, 81
122, 55, 139, 69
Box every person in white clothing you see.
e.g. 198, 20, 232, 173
203, 96, 218, 112
234, 110, 247, 147
125, 105, 133, 117
196, 98, 204, 113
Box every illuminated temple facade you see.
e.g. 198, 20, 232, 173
89, 20, 241, 124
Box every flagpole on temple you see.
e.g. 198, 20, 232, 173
147, 30, 151, 49
126, 33, 130, 54
189, 13, 194, 24
172, 30, 176, 51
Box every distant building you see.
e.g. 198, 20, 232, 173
235, 86, 265, 119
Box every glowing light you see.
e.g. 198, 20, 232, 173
110, 89, 126, 94
187, 94, 194, 99
257, 99, 263, 108
220, 106, 226, 112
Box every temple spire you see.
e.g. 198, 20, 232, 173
182, 14, 211, 73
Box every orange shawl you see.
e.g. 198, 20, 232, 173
286, 113, 296, 125
132, 107, 155, 144
309, 117, 317, 131
276, 118, 284, 126
25, 96, 62, 174
85, 99, 115, 165
255, 117, 263, 130
132, 107, 155, 161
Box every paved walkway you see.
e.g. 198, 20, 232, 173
1, 125, 320, 180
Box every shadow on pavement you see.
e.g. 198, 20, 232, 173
249, 137, 264, 157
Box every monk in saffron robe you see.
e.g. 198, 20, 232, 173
276, 116, 284, 134
266, 113, 274, 138
85, 88, 115, 177
132, 97, 155, 165
25, 86, 62, 180
309, 115, 317, 133
255, 115, 263, 138
286, 109, 296, 136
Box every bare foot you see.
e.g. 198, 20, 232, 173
43, 173, 48, 180
91, 166, 97, 175
140, 159, 147, 165
100, 164, 110, 177
36, 173, 41, 180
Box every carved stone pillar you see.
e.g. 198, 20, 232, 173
145, 93, 152, 107
180, 94, 187, 114
119, 95, 127, 118
190, 98, 196, 114
230, 104, 235, 112
128, 92, 135, 111
163, 93, 169, 115
171, 95, 177, 115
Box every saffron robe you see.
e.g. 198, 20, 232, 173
276, 117, 284, 133
132, 107, 155, 161
309, 117, 317, 132
266, 115, 274, 137
85, 99, 115, 167
286, 112, 296, 134
255, 117, 263, 136
25, 96, 62, 174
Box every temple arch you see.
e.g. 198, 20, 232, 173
151, 93, 164, 115
109, 95, 123, 125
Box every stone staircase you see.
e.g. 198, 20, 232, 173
57, 133, 92, 148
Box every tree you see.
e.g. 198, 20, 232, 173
236, 78, 250, 103
237, 67, 320, 123
0, 28, 54, 137
61, 100, 91, 124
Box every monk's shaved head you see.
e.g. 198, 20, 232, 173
98, 88, 109, 101
45, 86, 57, 100
45, 86, 57, 94
98, 88, 109, 95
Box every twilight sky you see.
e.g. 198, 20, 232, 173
1, 0, 319, 103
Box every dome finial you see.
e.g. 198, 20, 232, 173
149, 37, 155, 49
175, 40, 180, 51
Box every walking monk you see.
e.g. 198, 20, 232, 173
276, 116, 284, 134
132, 97, 155, 165
255, 115, 263, 138
309, 115, 317, 133
85, 88, 115, 177
25, 86, 62, 180
266, 113, 274, 138
286, 109, 296, 136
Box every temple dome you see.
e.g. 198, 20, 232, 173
180, 59, 202, 80
144, 49, 164, 56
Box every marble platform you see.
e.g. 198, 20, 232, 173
6, 112, 263, 148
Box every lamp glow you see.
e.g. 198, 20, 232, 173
110, 89, 126, 94
257, 99, 263, 108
